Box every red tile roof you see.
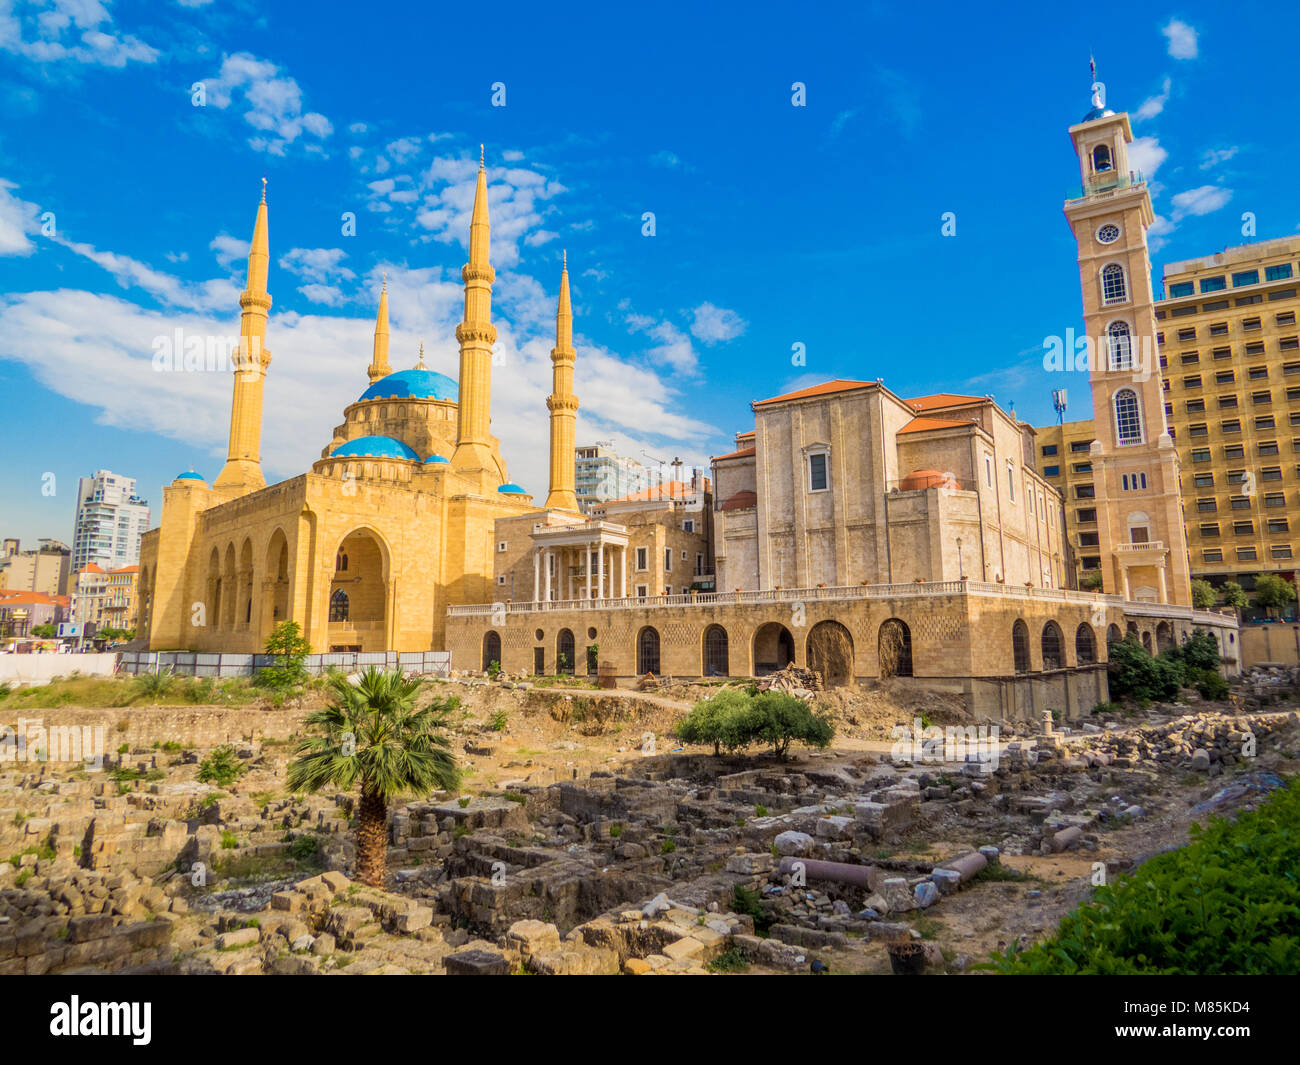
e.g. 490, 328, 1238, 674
753, 379, 875, 407
0, 589, 60, 606
720, 490, 758, 512
898, 416, 973, 435
606, 480, 697, 502
904, 392, 985, 412
78, 563, 105, 574
712, 446, 756, 461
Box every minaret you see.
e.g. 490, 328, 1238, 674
1064, 67, 1190, 605
367, 275, 391, 383
214, 179, 273, 494
451, 146, 499, 479
544, 251, 580, 511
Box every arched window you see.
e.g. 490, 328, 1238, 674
1114, 389, 1142, 445
1102, 263, 1128, 304
1092, 144, 1113, 172
556, 628, 575, 674
1107, 623, 1122, 648
482, 631, 501, 672
336, 550, 348, 572
1042, 621, 1064, 670
1012, 620, 1030, 674
703, 625, 729, 677
878, 619, 913, 678
1076, 623, 1097, 665
637, 626, 661, 675
329, 589, 349, 622
1107, 321, 1132, 370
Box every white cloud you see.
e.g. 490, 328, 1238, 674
1163, 18, 1199, 59
202, 52, 333, 156
1171, 185, 1233, 219
279, 247, 355, 285
54, 234, 237, 312
1128, 136, 1168, 181
1135, 77, 1171, 120
689, 302, 746, 344
0, 179, 41, 256
210, 234, 249, 270
0, 0, 159, 67
1200, 146, 1239, 170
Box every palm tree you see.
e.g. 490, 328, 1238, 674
287, 667, 460, 888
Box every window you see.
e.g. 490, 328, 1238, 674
1079, 531, 1100, 547
329, 589, 349, 622
1072, 462, 1091, 474
1107, 321, 1132, 369
1263, 466, 1283, 481
1200, 523, 1220, 537
1221, 419, 1241, 433
1069, 440, 1092, 452
1075, 484, 1095, 499
1233, 521, 1255, 535
1224, 444, 1245, 459
1006, 462, 1016, 502
681, 550, 688, 561
1092, 144, 1113, 172
1258, 416, 1277, 430
1268, 518, 1290, 533
1114, 389, 1142, 444
1186, 399, 1206, 413
1217, 395, 1238, 409
1196, 499, 1217, 512
497, 541, 507, 553
1233, 269, 1260, 288
682, 519, 695, 533
1266, 264, 1294, 282
1191, 448, 1211, 463
1260, 441, 1280, 455
1043, 464, 1060, 477
1183, 375, 1202, 389
1200, 275, 1226, 292
1194, 473, 1215, 487
335, 551, 348, 572
1102, 264, 1128, 304
1189, 423, 1209, 436
1097, 222, 1120, 243
1216, 370, 1235, 385
1203, 549, 1224, 562
1267, 492, 1288, 508
808, 451, 829, 492
1272, 545, 1293, 559
1238, 547, 1258, 561
1076, 508, 1097, 522
1277, 312, 1297, 326
664, 548, 672, 572
496, 575, 506, 585
1230, 495, 1251, 510
1210, 322, 1229, 336
1041, 444, 1058, 456
1250, 366, 1269, 380
1181, 352, 1200, 365
984, 453, 993, 487
635, 547, 648, 571
1169, 281, 1194, 298
1243, 317, 1262, 330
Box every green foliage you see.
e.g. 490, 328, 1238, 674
1178, 630, 1223, 672
486, 659, 502, 678
220, 830, 238, 849
288, 834, 321, 863
197, 745, 247, 788
676, 688, 834, 759
1187, 667, 1230, 701
992, 778, 1300, 973
608, 823, 623, 838
135, 669, 175, 699
31, 624, 57, 638
706, 947, 750, 973
1107, 637, 1183, 702
1190, 579, 1217, 609
1079, 571, 1104, 592
1252, 573, 1297, 618
1220, 581, 1249, 614
487, 709, 509, 732
660, 839, 676, 854
257, 621, 311, 689
286, 667, 460, 804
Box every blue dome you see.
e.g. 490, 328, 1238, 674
1082, 105, 1115, 122
359, 368, 458, 403
498, 482, 528, 495
331, 435, 420, 461
175, 471, 204, 482
424, 454, 450, 464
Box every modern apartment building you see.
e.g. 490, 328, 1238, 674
574, 445, 650, 513
1158, 236, 1300, 588
71, 563, 141, 633
0, 537, 72, 596
71, 470, 151, 573
1034, 420, 1101, 578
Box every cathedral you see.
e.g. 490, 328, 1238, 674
138, 153, 584, 653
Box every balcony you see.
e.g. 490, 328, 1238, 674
1066, 170, 1146, 202
1116, 540, 1165, 554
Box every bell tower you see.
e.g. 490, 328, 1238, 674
1064, 69, 1190, 605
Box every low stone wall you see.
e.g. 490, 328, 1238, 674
1240, 623, 1300, 668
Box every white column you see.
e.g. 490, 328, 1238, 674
1157, 562, 1167, 604
598, 543, 605, 599
622, 546, 628, 597
544, 550, 552, 601
585, 546, 593, 600
533, 549, 540, 603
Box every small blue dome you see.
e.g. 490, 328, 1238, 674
175, 471, 205, 482
1082, 105, 1115, 122
424, 454, 450, 464
498, 482, 528, 495
331, 435, 420, 460
359, 368, 458, 403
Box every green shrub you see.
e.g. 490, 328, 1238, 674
991, 778, 1300, 973
676, 689, 834, 759
288, 834, 320, 862
487, 709, 509, 732
256, 621, 311, 689
220, 830, 238, 849
1107, 637, 1182, 702
1187, 667, 1229, 701
197, 745, 247, 788
135, 669, 175, 699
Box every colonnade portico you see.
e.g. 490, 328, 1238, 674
530, 519, 631, 602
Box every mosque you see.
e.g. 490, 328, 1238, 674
138, 153, 584, 653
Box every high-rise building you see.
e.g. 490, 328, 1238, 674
71, 470, 151, 573
574, 445, 649, 512
0, 537, 72, 596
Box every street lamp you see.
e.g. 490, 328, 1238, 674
956, 537, 964, 579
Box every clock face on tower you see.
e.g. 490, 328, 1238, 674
1097, 223, 1121, 245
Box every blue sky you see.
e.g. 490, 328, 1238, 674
2, 0, 1297, 546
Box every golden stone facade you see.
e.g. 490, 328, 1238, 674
138, 157, 562, 653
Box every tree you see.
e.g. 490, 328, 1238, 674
30, 624, 57, 638
1080, 571, 1104, 592
287, 668, 459, 888
676, 689, 754, 755
675, 689, 834, 760
1191, 579, 1217, 609
748, 691, 835, 759
1221, 581, 1249, 616
1108, 637, 1182, 702
259, 620, 311, 688
1252, 573, 1297, 620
